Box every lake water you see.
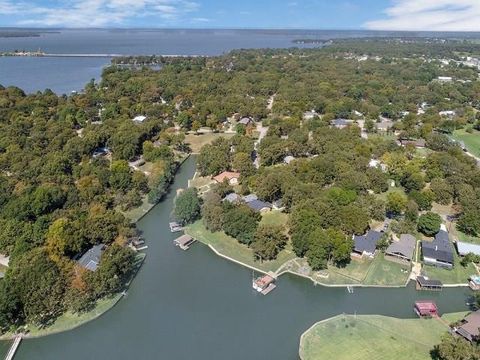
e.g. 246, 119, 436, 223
2, 29, 480, 94
8, 156, 472, 360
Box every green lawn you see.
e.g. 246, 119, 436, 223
452, 129, 480, 158
300, 313, 466, 360
423, 252, 477, 284
185, 132, 235, 153
120, 195, 155, 223
185, 221, 296, 273
321, 253, 410, 286
260, 211, 288, 227
325, 258, 374, 284
363, 254, 410, 286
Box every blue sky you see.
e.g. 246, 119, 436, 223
0, 0, 479, 31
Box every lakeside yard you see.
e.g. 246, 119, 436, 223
452, 129, 480, 158
299, 313, 467, 360
423, 252, 477, 284
292, 253, 410, 286
185, 220, 296, 273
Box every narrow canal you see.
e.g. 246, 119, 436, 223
10, 156, 473, 360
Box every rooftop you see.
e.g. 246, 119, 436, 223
238, 117, 253, 125
414, 301, 438, 313
457, 311, 480, 340
213, 171, 240, 183
246, 199, 272, 212
386, 234, 416, 260
78, 244, 104, 271
354, 230, 383, 254
174, 234, 194, 247
456, 241, 480, 256
421, 230, 454, 264
416, 276, 443, 288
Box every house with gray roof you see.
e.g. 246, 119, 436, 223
386, 234, 416, 262
246, 199, 272, 213
455, 310, 480, 343
353, 230, 383, 258
238, 117, 254, 126
78, 244, 105, 271
421, 230, 454, 269
456, 241, 480, 256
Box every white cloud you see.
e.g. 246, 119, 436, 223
365, 0, 480, 31
0, 0, 200, 27
192, 17, 210, 22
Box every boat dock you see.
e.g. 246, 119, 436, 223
253, 274, 277, 295
5, 335, 22, 360
174, 234, 196, 250
416, 276, 443, 291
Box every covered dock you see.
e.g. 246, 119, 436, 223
174, 234, 196, 250
416, 276, 443, 291
414, 301, 439, 318
252, 274, 276, 295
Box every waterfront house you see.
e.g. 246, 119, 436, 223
385, 234, 416, 262
174, 234, 196, 250
414, 301, 438, 317
352, 230, 383, 258
78, 244, 105, 271
421, 230, 454, 269
132, 115, 147, 123
213, 171, 240, 185
455, 311, 480, 342
456, 241, 480, 257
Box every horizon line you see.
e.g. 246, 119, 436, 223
1, 26, 480, 34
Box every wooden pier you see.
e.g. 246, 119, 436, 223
5, 335, 22, 360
